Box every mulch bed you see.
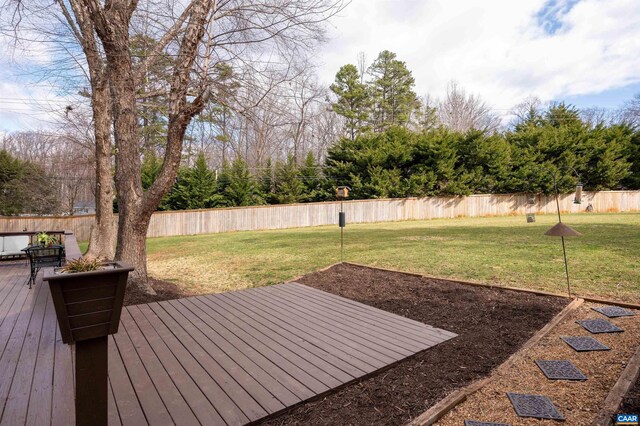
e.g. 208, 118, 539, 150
123, 277, 188, 306
437, 302, 640, 425
259, 263, 569, 426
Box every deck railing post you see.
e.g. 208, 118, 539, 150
75, 336, 109, 426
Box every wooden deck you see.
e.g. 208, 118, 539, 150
0, 262, 456, 425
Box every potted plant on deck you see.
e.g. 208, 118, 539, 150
36, 231, 59, 247
43, 257, 134, 344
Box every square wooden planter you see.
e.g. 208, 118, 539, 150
43, 261, 134, 344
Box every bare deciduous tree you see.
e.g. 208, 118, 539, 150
621, 93, 640, 129
3, 0, 345, 292
438, 81, 501, 133
508, 96, 543, 128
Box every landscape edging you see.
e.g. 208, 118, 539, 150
591, 344, 640, 426
405, 297, 585, 426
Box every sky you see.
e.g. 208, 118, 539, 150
1, 0, 639, 132
314, 0, 640, 111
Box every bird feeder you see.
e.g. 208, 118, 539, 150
544, 222, 582, 237
546, 167, 584, 297
574, 183, 583, 204
526, 194, 536, 222
336, 186, 350, 199
544, 222, 582, 297
336, 186, 351, 262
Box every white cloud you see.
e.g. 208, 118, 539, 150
1, 0, 639, 131
316, 0, 640, 112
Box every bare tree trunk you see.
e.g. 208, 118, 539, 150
86, 80, 117, 259
63, 0, 118, 259
106, 20, 154, 291
85, 0, 211, 293
115, 207, 152, 290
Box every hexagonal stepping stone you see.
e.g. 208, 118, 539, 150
577, 319, 623, 334
507, 393, 564, 420
592, 306, 635, 318
464, 421, 511, 426
535, 360, 587, 381
561, 336, 610, 352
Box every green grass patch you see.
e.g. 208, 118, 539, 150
142, 212, 640, 302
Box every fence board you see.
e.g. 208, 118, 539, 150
1, 191, 638, 241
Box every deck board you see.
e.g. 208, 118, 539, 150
276, 283, 443, 347
172, 298, 302, 408
141, 303, 247, 426
160, 300, 285, 415
257, 285, 416, 355
202, 293, 339, 391
119, 310, 199, 426
51, 326, 74, 426
0, 262, 456, 425
223, 290, 391, 368
186, 297, 317, 400
126, 305, 222, 425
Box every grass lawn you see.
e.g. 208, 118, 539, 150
138, 212, 640, 302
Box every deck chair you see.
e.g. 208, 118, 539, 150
24, 245, 64, 289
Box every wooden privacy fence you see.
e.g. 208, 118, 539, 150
1, 191, 639, 241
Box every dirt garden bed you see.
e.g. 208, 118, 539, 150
259, 263, 570, 426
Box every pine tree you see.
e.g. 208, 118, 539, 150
0, 150, 59, 215
141, 151, 163, 190
273, 156, 307, 204
367, 50, 420, 131
165, 152, 222, 210
330, 64, 371, 139
299, 152, 323, 201
219, 158, 265, 206
130, 34, 172, 152
622, 129, 640, 189
258, 158, 276, 203
544, 102, 582, 128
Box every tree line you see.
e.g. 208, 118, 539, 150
3, 49, 640, 215
126, 101, 639, 210
5, 99, 636, 215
